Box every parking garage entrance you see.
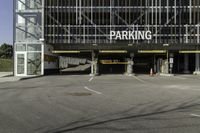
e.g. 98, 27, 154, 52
98, 52, 169, 75
133, 54, 167, 74
98, 54, 127, 74
56, 52, 196, 75
98, 53, 165, 75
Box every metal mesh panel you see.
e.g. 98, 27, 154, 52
44, 0, 200, 44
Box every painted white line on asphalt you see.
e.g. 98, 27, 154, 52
132, 76, 146, 83
176, 88, 200, 91
190, 114, 200, 117
173, 76, 186, 80
84, 86, 102, 94
89, 77, 94, 82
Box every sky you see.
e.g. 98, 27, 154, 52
0, 0, 13, 45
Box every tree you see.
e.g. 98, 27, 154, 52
0, 43, 13, 59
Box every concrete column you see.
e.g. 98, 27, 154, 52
156, 58, 162, 74
193, 54, 200, 75
169, 53, 174, 74
183, 54, 190, 74
125, 58, 134, 76
90, 51, 99, 76
160, 53, 174, 76
161, 59, 169, 74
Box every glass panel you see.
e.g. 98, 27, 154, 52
16, 28, 25, 42
27, 44, 41, 51
17, 0, 41, 10
17, 54, 25, 74
17, 0, 25, 10
16, 44, 26, 51
27, 53, 41, 75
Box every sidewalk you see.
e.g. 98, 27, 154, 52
0, 72, 20, 83
0, 72, 13, 77
0, 72, 43, 83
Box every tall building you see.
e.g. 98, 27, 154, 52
14, 0, 200, 76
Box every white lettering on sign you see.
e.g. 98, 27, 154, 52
110, 30, 152, 40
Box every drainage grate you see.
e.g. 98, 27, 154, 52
65, 92, 92, 96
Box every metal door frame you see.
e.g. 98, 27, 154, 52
15, 51, 27, 76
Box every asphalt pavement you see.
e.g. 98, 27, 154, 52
0, 74, 200, 133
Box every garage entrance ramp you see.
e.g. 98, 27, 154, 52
59, 56, 91, 73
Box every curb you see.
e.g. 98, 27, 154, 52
20, 75, 43, 80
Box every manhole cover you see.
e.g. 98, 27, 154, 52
65, 92, 92, 96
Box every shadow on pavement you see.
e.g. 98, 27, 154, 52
45, 99, 200, 133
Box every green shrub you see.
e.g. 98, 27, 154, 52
0, 59, 13, 72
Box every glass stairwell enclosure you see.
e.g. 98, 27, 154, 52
14, 0, 44, 76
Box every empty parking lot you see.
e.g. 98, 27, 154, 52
0, 74, 200, 133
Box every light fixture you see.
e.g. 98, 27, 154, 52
138, 50, 167, 53
99, 50, 128, 53
179, 50, 200, 54
52, 50, 80, 54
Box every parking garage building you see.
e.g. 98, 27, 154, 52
14, 0, 200, 76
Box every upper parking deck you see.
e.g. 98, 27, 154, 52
44, 0, 200, 45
